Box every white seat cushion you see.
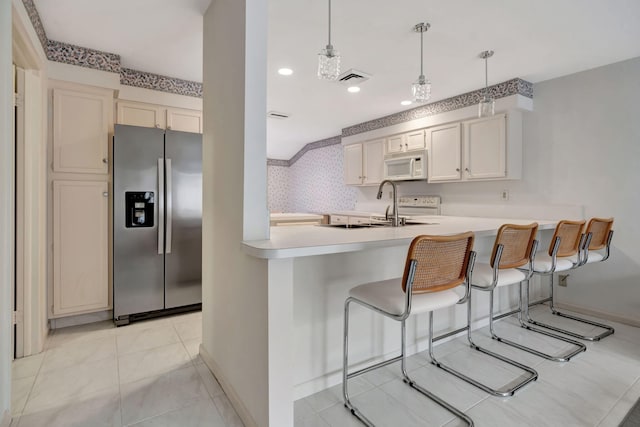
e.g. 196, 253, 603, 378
532, 253, 575, 273
349, 278, 462, 316
585, 252, 604, 263
471, 263, 526, 288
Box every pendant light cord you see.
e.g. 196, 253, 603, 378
328, 0, 332, 48
484, 56, 488, 96
420, 28, 424, 77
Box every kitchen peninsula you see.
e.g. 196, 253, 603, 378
241, 215, 557, 422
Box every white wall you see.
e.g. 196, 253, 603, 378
1, 0, 14, 424
202, 0, 270, 426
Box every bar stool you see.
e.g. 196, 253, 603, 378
523, 218, 614, 341
468, 223, 585, 363
343, 232, 476, 427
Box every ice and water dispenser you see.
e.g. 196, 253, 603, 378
125, 191, 154, 228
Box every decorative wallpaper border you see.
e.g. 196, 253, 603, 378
342, 78, 533, 137
47, 40, 121, 73
267, 135, 342, 167
120, 68, 203, 98
21, 0, 48, 52
21, 0, 203, 98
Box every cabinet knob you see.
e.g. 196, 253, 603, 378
358, 176, 362, 179
102, 158, 108, 164
102, 192, 109, 197
155, 124, 160, 128
167, 126, 172, 130
465, 168, 470, 172
456, 168, 460, 172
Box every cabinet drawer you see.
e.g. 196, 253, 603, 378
349, 216, 371, 225
330, 215, 348, 225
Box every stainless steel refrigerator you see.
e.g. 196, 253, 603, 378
112, 124, 202, 326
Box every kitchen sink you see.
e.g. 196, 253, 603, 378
317, 221, 438, 229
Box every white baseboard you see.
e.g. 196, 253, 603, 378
555, 302, 640, 328
49, 310, 113, 329
1, 410, 11, 427
199, 345, 258, 427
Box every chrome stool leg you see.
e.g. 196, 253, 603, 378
525, 274, 614, 341
497, 279, 586, 362
429, 293, 538, 397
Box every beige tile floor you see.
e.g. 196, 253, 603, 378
9, 306, 640, 426
10, 311, 244, 427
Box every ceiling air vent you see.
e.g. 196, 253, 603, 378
337, 69, 371, 85
267, 111, 290, 119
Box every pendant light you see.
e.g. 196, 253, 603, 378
411, 22, 431, 103
318, 0, 340, 80
478, 50, 495, 117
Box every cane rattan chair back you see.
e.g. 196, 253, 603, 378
401, 232, 475, 294
490, 223, 538, 269
585, 217, 614, 250
548, 220, 585, 257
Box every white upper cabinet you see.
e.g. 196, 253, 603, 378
166, 107, 202, 133
427, 113, 516, 183
427, 123, 462, 182
116, 101, 203, 134
463, 114, 507, 180
53, 88, 111, 174
386, 130, 425, 154
116, 100, 165, 129
344, 139, 385, 186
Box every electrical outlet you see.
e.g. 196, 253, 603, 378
501, 189, 509, 201
558, 274, 569, 287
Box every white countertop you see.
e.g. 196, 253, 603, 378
270, 213, 324, 221
243, 215, 557, 259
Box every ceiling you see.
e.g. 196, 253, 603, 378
34, 0, 640, 159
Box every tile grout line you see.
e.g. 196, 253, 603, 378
595, 376, 640, 427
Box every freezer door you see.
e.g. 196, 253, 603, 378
164, 130, 202, 308
113, 125, 166, 318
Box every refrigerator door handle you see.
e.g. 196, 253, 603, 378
166, 158, 173, 254
158, 158, 165, 255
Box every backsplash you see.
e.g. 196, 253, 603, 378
268, 144, 356, 213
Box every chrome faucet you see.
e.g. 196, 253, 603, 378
377, 180, 399, 227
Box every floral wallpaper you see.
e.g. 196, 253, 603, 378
268, 144, 357, 214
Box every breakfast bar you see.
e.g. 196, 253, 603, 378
242, 216, 557, 422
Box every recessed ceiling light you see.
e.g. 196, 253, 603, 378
401, 100, 412, 106
347, 86, 361, 93
278, 68, 293, 76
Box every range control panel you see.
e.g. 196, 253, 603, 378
398, 195, 441, 209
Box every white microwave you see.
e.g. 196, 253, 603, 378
383, 150, 428, 181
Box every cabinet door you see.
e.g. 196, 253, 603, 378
53, 180, 109, 316
386, 134, 405, 153
405, 130, 425, 151
53, 89, 110, 174
427, 123, 462, 182
362, 139, 385, 185
116, 100, 165, 129
344, 144, 363, 185
166, 107, 203, 133
463, 114, 506, 180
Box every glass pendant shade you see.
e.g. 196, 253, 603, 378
318, 47, 341, 80
478, 50, 495, 118
478, 95, 495, 117
412, 75, 431, 103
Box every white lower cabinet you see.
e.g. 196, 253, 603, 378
52, 180, 109, 316
344, 139, 385, 186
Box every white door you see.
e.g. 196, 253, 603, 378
427, 123, 462, 182
464, 114, 506, 180
166, 107, 203, 133
362, 139, 385, 185
344, 144, 363, 185
52, 180, 109, 316
116, 100, 165, 129
405, 130, 425, 151
386, 134, 405, 153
